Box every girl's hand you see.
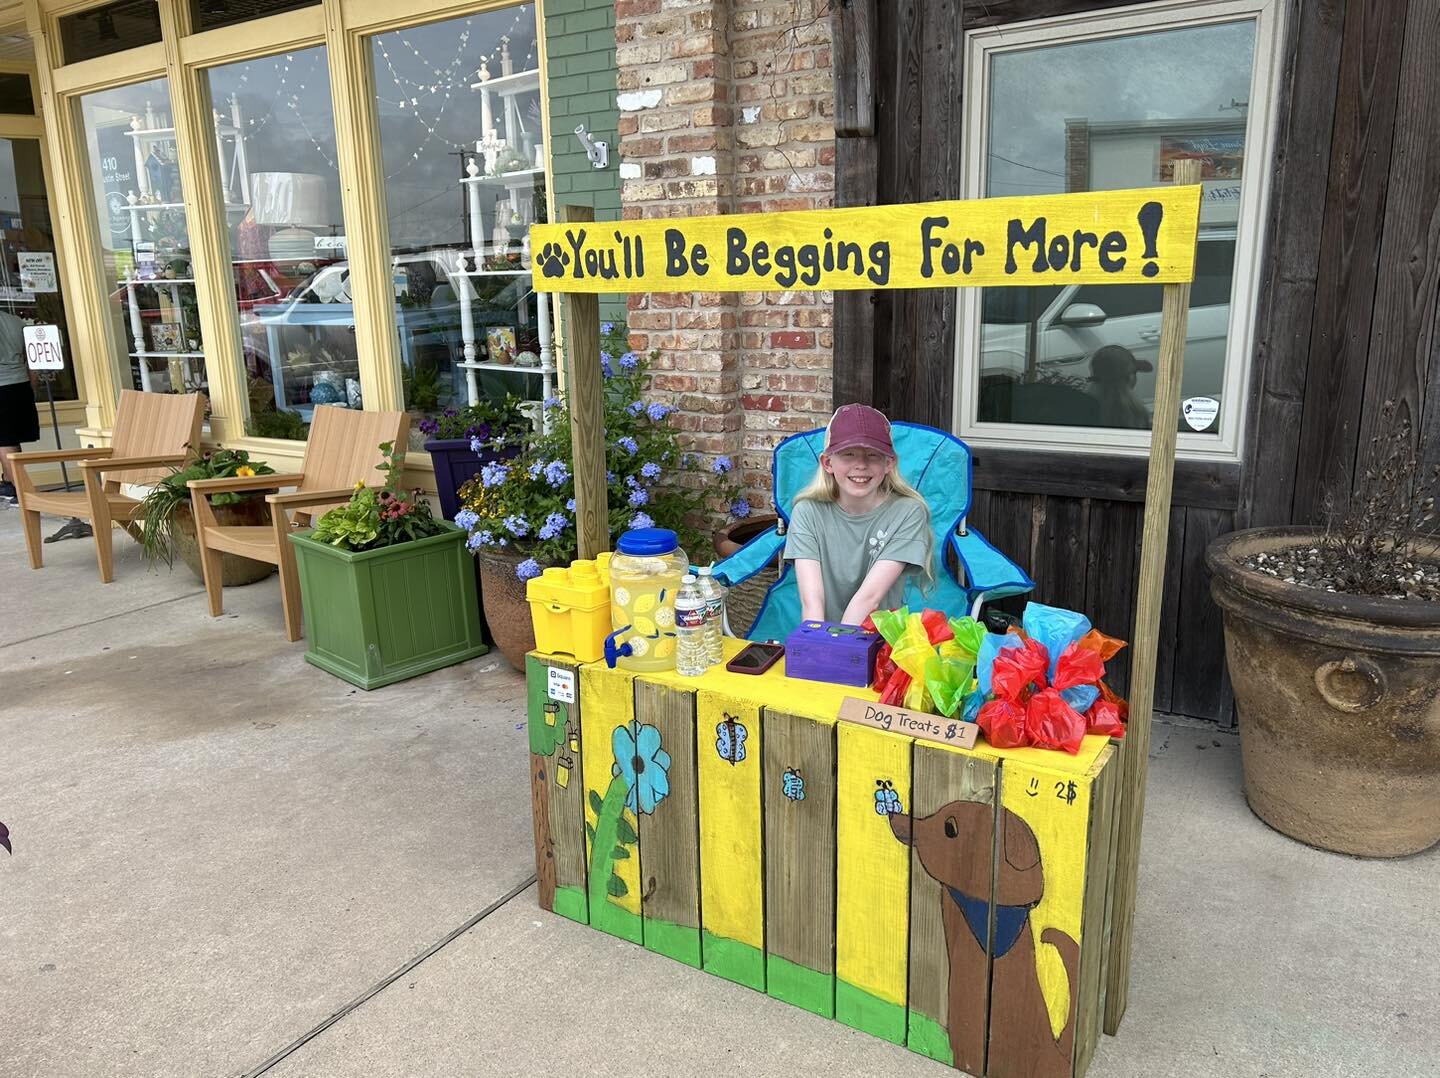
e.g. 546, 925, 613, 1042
840, 559, 907, 626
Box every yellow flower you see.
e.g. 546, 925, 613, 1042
354, 480, 365, 490
236, 465, 256, 477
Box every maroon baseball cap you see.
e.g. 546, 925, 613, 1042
826, 403, 896, 458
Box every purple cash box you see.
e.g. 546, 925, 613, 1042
783, 620, 882, 687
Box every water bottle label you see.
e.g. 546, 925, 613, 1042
677, 605, 706, 629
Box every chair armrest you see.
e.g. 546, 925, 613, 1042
187, 473, 305, 496
950, 528, 1034, 605
10, 446, 113, 465
712, 524, 783, 588
266, 486, 366, 508
79, 452, 189, 473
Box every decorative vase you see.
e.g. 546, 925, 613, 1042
171, 498, 276, 586
477, 548, 540, 671
1207, 527, 1440, 857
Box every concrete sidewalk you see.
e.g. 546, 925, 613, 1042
1, 507, 1436, 1078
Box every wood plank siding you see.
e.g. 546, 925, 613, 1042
833, 0, 1440, 725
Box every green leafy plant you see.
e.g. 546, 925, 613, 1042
402, 363, 443, 413
311, 441, 450, 551
248, 407, 311, 441
455, 322, 747, 581
138, 448, 276, 568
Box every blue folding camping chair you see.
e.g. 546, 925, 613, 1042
712, 422, 1034, 641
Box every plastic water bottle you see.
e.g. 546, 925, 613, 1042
674, 574, 709, 677
696, 566, 726, 664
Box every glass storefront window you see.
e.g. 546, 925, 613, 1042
78, 78, 206, 399
60, 0, 163, 65
0, 137, 77, 399
0, 73, 35, 115
370, 3, 550, 440
203, 46, 351, 441
189, 0, 320, 34
965, 17, 1260, 446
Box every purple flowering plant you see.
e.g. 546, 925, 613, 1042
456, 323, 743, 576
414, 394, 531, 447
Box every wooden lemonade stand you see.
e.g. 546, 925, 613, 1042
523, 163, 1203, 1076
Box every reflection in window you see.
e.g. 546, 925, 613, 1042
370, 4, 550, 444
59, 0, 163, 65
189, 0, 319, 34
204, 47, 350, 441
975, 21, 1255, 434
79, 79, 207, 400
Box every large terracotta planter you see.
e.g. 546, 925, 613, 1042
172, 498, 276, 587
478, 548, 540, 671
1206, 527, 1440, 857
713, 513, 779, 559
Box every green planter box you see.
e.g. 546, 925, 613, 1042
290, 523, 488, 689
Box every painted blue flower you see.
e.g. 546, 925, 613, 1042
612, 720, 671, 815
453, 508, 479, 531
544, 460, 570, 487
601, 321, 614, 335
481, 462, 509, 488
712, 455, 733, 475
503, 514, 530, 537
537, 512, 569, 541
641, 461, 662, 480
731, 497, 752, 519
630, 511, 655, 530
626, 400, 645, 417
647, 402, 671, 422
628, 488, 649, 508
516, 558, 543, 581
616, 436, 639, 456
619, 351, 639, 370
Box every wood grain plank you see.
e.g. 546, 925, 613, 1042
1170, 508, 1235, 722
1074, 745, 1119, 1078
1291, 0, 1409, 524
833, 0, 877, 138
579, 663, 643, 943
636, 682, 701, 968
1354, 0, 1440, 493
1151, 506, 1186, 717
559, 205, 608, 558
1083, 500, 1140, 698
834, 136, 879, 407
903, 744, 996, 1072
1030, 495, 1090, 613
880, 0, 923, 424
526, 656, 588, 924
1238, 0, 1347, 529
962, 0, 1140, 24
972, 449, 1241, 512
764, 710, 837, 1018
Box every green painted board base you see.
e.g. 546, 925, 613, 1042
303, 643, 488, 690
702, 932, 765, 991
836, 980, 907, 1045
767, 956, 834, 1018
645, 918, 701, 968
553, 885, 587, 925
907, 1010, 955, 1066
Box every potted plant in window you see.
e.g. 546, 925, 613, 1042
1206, 405, 1440, 857
416, 395, 532, 521
290, 441, 487, 689
137, 447, 277, 586
455, 340, 745, 670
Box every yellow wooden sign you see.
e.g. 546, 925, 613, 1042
529, 185, 1201, 293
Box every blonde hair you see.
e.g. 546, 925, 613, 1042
795, 415, 936, 587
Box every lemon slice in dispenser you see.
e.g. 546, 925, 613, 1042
654, 636, 675, 659
629, 635, 650, 657
633, 615, 656, 636
654, 607, 675, 629
634, 593, 656, 615
613, 586, 631, 608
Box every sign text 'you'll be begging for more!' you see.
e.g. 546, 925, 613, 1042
528, 186, 1202, 294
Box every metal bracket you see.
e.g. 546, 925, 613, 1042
573, 124, 609, 169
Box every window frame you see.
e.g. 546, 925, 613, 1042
952, 0, 1287, 462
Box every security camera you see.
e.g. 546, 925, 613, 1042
573, 124, 609, 170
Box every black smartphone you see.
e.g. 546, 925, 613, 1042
726, 642, 785, 675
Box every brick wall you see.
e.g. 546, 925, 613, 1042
544, 0, 626, 326
613, 0, 835, 511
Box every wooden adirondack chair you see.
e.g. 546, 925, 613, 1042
12, 389, 205, 583
187, 405, 409, 641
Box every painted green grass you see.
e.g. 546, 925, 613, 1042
645, 918, 701, 968
907, 1009, 954, 1065
701, 932, 765, 990
586, 778, 642, 944
767, 956, 834, 1018
835, 979, 907, 1045
553, 884, 587, 925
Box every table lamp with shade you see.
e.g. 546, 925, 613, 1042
251, 172, 329, 262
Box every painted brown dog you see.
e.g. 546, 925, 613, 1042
891, 801, 1079, 1076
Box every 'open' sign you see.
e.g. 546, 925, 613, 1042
23, 324, 64, 370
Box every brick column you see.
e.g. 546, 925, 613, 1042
615, 0, 835, 512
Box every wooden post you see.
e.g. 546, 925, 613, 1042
559, 205, 609, 559
1104, 157, 1202, 1033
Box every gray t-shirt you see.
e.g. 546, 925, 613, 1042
783, 495, 931, 623
0, 313, 26, 386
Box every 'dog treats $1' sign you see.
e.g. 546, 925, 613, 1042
529, 185, 1201, 293
838, 697, 979, 750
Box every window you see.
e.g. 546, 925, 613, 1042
189, 0, 320, 34
77, 78, 205, 398
956, 0, 1286, 458
369, 3, 550, 441
0, 73, 35, 115
59, 1, 163, 65
203, 46, 350, 441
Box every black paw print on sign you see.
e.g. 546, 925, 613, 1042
537, 243, 570, 278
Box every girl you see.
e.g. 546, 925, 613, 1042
783, 404, 933, 626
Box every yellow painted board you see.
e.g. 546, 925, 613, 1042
579, 663, 642, 943
696, 689, 765, 989
986, 751, 1112, 1078
835, 722, 912, 1043
530, 186, 1202, 293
